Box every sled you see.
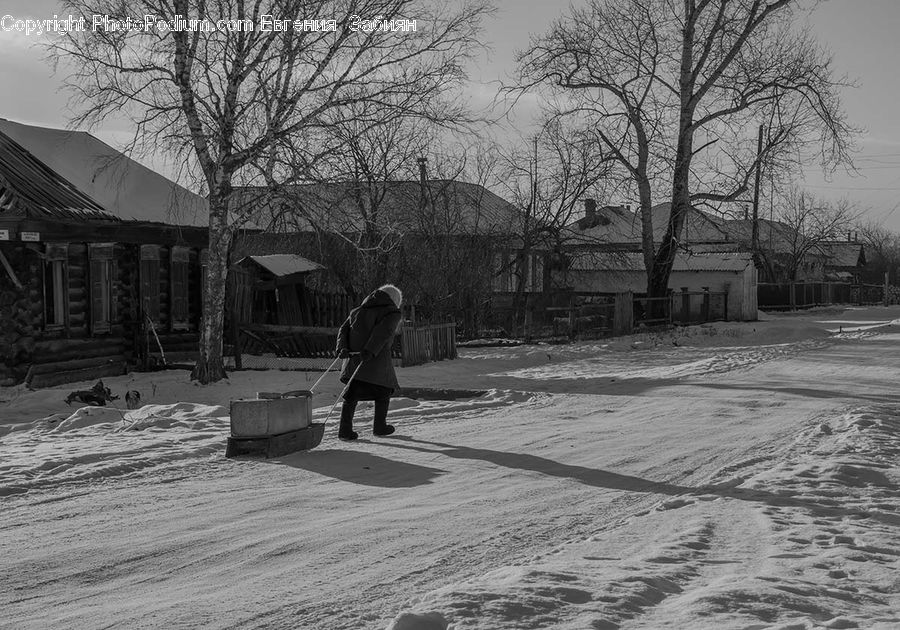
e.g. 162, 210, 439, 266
225, 389, 325, 457
225, 355, 348, 458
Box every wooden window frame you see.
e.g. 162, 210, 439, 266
43, 243, 69, 331
140, 244, 161, 325
170, 246, 190, 331
89, 243, 116, 335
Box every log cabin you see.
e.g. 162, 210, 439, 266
0, 119, 208, 387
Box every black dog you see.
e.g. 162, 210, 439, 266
64, 380, 119, 406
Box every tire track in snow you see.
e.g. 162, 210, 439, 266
493, 332, 874, 383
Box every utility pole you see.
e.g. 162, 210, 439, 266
751, 124, 764, 266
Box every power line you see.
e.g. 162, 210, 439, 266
802, 184, 900, 191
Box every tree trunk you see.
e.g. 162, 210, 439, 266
192, 193, 231, 384
648, 123, 693, 314
647, 8, 696, 317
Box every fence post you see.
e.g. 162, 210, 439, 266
701, 287, 710, 322
231, 310, 242, 371
681, 287, 690, 324
885, 272, 890, 307
723, 282, 730, 322
568, 296, 577, 338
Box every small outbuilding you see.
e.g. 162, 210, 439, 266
232, 254, 328, 326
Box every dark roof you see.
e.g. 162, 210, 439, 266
235, 180, 526, 237
564, 202, 733, 247
819, 242, 865, 268
0, 128, 115, 222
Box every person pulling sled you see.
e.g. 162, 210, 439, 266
335, 284, 404, 441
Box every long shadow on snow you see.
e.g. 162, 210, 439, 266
690, 381, 900, 404
272, 448, 446, 488
378, 436, 900, 527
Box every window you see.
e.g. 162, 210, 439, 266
89, 244, 115, 334
493, 250, 513, 292
43, 243, 68, 329
140, 245, 161, 324
170, 246, 190, 330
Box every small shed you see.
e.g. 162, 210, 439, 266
234, 254, 326, 325
563, 251, 758, 321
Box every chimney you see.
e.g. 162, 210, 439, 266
417, 157, 428, 185
584, 198, 597, 221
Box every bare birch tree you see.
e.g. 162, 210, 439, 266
49, 0, 490, 382
517, 0, 854, 309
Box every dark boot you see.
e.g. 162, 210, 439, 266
373, 398, 395, 436
338, 400, 358, 441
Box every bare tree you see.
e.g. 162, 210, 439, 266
494, 119, 614, 333
855, 221, 900, 284
50, 0, 491, 382
517, 0, 854, 308
773, 188, 857, 281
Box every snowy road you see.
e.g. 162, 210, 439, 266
2, 308, 899, 629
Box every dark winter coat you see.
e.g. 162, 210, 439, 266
336, 289, 402, 392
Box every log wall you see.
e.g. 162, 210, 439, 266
0, 244, 41, 386
0, 240, 206, 387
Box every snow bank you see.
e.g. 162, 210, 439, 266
0, 402, 228, 497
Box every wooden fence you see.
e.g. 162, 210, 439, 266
399, 322, 457, 367
228, 321, 457, 370
758, 282, 884, 310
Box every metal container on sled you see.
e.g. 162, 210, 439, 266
226, 390, 324, 457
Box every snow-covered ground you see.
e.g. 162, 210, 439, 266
2, 307, 900, 629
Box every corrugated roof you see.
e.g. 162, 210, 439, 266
564, 203, 733, 246
240, 254, 324, 276
0, 129, 115, 222
569, 251, 753, 272
0, 119, 208, 227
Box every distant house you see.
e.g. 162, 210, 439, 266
0, 119, 208, 387
231, 176, 546, 328
562, 250, 758, 321
564, 199, 846, 284
818, 241, 866, 283
564, 200, 736, 253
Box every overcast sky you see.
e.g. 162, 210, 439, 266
2, 0, 900, 230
